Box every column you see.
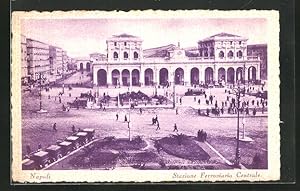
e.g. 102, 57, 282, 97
168, 67, 173, 85
140, 68, 144, 86
184, 66, 190, 86
107, 68, 112, 86
225, 68, 228, 83
156, 68, 159, 85
256, 64, 261, 80
93, 68, 98, 86
213, 65, 217, 83
244, 66, 248, 83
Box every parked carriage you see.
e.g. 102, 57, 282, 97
31, 151, 51, 169
22, 158, 36, 170
65, 136, 81, 149
81, 128, 95, 141
76, 132, 89, 145
58, 141, 73, 155
46, 145, 63, 162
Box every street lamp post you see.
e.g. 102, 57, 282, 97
231, 83, 244, 168
62, 61, 65, 94
173, 72, 176, 109
36, 72, 48, 113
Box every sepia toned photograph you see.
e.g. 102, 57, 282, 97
11, 10, 280, 183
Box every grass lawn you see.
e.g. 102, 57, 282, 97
158, 134, 210, 161
207, 133, 267, 169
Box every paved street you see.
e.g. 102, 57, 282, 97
22, 84, 268, 168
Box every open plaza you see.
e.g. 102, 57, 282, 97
21, 74, 268, 170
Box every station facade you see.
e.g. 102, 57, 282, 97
92, 33, 261, 87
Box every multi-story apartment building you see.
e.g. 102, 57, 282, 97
247, 44, 267, 80
26, 38, 51, 80
92, 33, 261, 87
21, 35, 29, 82
55, 47, 63, 74
49, 45, 57, 75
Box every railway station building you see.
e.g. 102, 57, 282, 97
92, 33, 261, 87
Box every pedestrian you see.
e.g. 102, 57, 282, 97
156, 121, 160, 130
257, 100, 259, 107
252, 100, 255, 105
38, 143, 42, 150
103, 106, 106, 111
253, 107, 257, 116
194, 96, 196, 102
124, 115, 128, 122
198, 108, 201, 115
116, 113, 119, 121
72, 125, 76, 133
53, 123, 57, 132
139, 108, 142, 114
26, 144, 31, 155
206, 108, 210, 116
59, 96, 62, 103
176, 107, 178, 115
221, 107, 224, 114
48, 95, 50, 99
246, 107, 249, 115
173, 123, 178, 132
179, 97, 182, 105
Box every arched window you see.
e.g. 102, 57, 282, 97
113, 52, 118, 59
227, 50, 233, 58
134, 52, 138, 59
124, 52, 128, 59
237, 50, 243, 58
219, 51, 224, 58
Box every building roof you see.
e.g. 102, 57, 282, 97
112, 33, 138, 38
247, 43, 267, 48
107, 33, 142, 42
199, 32, 247, 42
143, 44, 176, 58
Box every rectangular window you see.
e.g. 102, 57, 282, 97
239, 41, 242, 45
230, 41, 233, 45
114, 42, 117, 46
124, 42, 127, 46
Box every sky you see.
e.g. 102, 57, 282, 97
21, 18, 267, 57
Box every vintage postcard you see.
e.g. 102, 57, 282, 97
11, 10, 280, 183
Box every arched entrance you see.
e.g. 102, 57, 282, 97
97, 69, 107, 86
175, 67, 184, 85
191, 67, 199, 85
205, 67, 213, 84
86, 62, 91, 72
159, 68, 168, 86
112, 69, 120, 86
132, 69, 140, 86
248, 66, 257, 82
236, 67, 244, 82
144, 68, 154, 86
227, 67, 235, 84
122, 69, 130, 86
80, 63, 83, 71
218, 68, 226, 82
